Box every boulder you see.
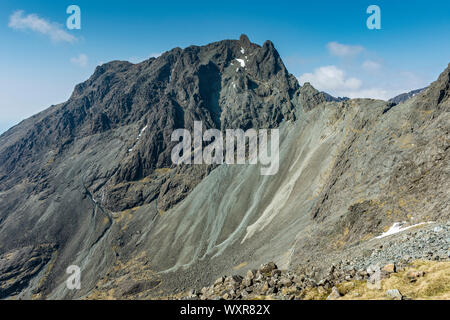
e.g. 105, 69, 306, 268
326, 286, 342, 300
386, 289, 403, 300
406, 270, 425, 282
383, 263, 396, 273
259, 262, 278, 274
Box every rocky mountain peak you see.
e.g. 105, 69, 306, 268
239, 34, 251, 47
298, 82, 329, 112
0, 35, 301, 214
417, 63, 450, 109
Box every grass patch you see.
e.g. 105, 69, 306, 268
154, 168, 172, 175
337, 260, 450, 300
233, 262, 248, 271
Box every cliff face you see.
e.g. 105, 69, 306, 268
0, 34, 448, 299
0, 34, 298, 213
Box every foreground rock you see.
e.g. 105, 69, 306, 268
175, 223, 450, 300
386, 289, 403, 300
176, 258, 449, 300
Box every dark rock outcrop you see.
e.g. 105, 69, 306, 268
0, 34, 299, 214
0, 244, 56, 299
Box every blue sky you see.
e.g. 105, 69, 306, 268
1, 0, 449, 133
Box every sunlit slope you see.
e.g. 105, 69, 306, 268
141, 91, 448, 288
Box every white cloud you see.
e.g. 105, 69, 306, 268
362, 60, 381, 71
8, 10, 76, 43
298, 65, 392, 99
398, 71, 423, 87
298, 65, 362, 92
70, 54, 88, 67
327, 41, 364, 57
298, 42, 426, 100
344, 88, 390, 100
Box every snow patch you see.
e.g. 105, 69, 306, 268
138, 125, 148, 138
375, 221, 433, 239
236, 59, 245, 67
240, 47, 245, 54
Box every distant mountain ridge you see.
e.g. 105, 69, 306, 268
389, 87, 427, 104
321, 91, 349, 102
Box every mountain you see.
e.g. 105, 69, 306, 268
0, 34, 299, 299
0, 35, 448, 300
321, 91, 350, 102
0, 34, 298, 213
298, 83, 349, 112
389, 87, 427, 104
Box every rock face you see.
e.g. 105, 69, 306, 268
0, 34, 449, 300
297, 83, 328, 112
298, 83, 349, 112
0, 244, 56, 299
0, 34, 298, 213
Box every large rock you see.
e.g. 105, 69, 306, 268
386, 289, 403, 300
259, 262, 278, 274
326, 286, 342, 300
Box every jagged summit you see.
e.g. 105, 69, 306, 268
298, 82, 328, 112
418, 63, 450, 109
239, 33, 251, 47
0, 35, 299, 191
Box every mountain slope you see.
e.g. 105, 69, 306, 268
0, 35, 448, 299
87, 64, 449, 299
